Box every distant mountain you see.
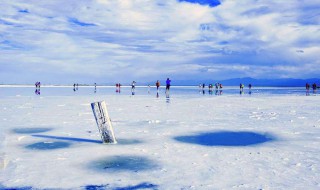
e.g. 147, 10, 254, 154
169, 77, 320, 87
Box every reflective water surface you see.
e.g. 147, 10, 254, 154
0, 85, 318, 97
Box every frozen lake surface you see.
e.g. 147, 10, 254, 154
0, 86, 319, 189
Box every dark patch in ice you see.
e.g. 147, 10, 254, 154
83, 182, 158, 190
0, 184, 33, 190
13, 127, 52, 134
116, 138, 143, 145
84, 184, 110, 190
174, 131, 275, 146
32, 134, 102, 144
90, 155, 158, 172
25, 141, 71, 150
114, 182, 159, 190
178, 0, 221, 7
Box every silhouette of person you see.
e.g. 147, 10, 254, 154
156, 80, 160, 91
166, 78, 171, 92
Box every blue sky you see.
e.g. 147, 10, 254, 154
0, 0, 319, 84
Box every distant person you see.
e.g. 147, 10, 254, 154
248, 84, 252, 95
240, 83, 244, 90
166, 78, 171, 92
116, 83, 119, 93
312, 83, 317, 94
240, 83, 244, 95
156, 80, 160, 91
131, 81, 136, 95
148, 84, 151, 94
208, 84, 213, 94
306, 83, 310, 90
219, 83, 223, 95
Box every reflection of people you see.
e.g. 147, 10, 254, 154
35, 89, 40, 95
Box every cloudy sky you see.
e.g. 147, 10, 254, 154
0, 0, 319, 84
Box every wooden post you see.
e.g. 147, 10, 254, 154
91, 101, 117, 144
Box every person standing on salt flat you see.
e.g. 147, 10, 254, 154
166, 78, 171, 97
156, 80, 160, 92
131, 81, 136, 95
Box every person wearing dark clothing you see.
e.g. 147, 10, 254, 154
156, 80, 160, 91
166, 78, 171, 91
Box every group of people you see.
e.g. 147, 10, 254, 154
34, 81, 41, 95
199, 83, 224, 95
306, 83, 317, 90
115, 83, 121, 93
73, 83, 79, 91
129, 78, 171, 96
35, 81, 41, 88
306, 83, 317, 95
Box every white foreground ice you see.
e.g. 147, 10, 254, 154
0, 87, 319, 189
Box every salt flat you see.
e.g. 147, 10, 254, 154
0, 87, 319, 189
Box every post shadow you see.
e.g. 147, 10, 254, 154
32, 135, 143, 145
174, 131, 276, 147
32, 134, 102, 144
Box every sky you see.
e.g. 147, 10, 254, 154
0, 0, 319, 84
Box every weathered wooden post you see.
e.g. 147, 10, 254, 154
91, 101, 117, 144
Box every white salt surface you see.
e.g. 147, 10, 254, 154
0, 89, 320, 189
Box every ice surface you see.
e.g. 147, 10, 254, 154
0, 87, 319, 189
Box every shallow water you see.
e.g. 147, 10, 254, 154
0, 86, 317, 97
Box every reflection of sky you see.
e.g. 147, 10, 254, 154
0, 86, 312, 97
0, 0, 319, 84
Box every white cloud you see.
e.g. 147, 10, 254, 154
0, 0, 319, 84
